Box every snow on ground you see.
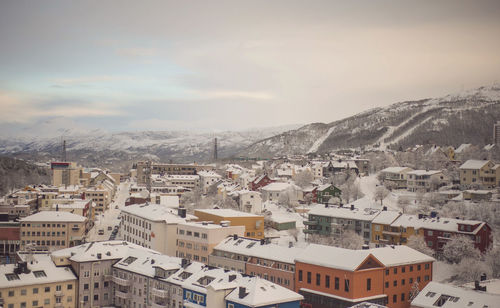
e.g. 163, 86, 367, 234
307, 126, 335, 153
263, 201, 309, 248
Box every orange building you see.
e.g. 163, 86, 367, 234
295, 244, 434, 308
194, 209, 264, 239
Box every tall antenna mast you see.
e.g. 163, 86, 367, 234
62, 140, 67, 162
213, 137, 218, 161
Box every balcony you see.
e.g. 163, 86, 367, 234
54, 290, 64, 297
382, 230, 401, 236
115, 290, 131, 299
104, 274, 113, 281
151, 287, 169, 298
54, 303, 64, 308
72, 226, 80, 231
112, 276, 131, 286
303, 229, 319, 234
303, 220, 318, 226
152, 302, 168, 308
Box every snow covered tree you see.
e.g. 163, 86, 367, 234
397, 195, 411, 213
294, 170, 314, 188
485, 246, 500, 278
409, 281, 420, 302
335, 230, 364, 250
374, 186, 389, 205
351, 182, 364, 201
442, 236, 481, 264
453, 257, 491, 283
406, 235, 433, 256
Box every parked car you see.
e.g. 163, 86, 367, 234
98, 229, 104, 235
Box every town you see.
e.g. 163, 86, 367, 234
1, 138, 500, 308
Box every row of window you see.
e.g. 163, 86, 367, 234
22, 231, 66, 236
177, 240, 208, 251
124, 215, 152, 230
2, 284, 73, 297
385, 263, 429, 276
249, 271, 291, 286
176, 251, 208, 263
298, 270, 351, 292
178, 229, 208, 239
21, 240, 65, 246
3, 297, 70, 308
21, 223, 67, 228
384, 275, 430, 288
124, 225, 152, 241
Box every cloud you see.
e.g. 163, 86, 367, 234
53, 75, 138, 86
191, 90, 274, 100
0, 90, 125, 123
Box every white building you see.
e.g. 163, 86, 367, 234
120, 203, 195, 256
198, 170, 222, 194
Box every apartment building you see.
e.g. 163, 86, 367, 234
136, 161, 213, 185
198, 170, 222, 194
84, 185, 113, 213
304, 205, 380, 243
20, 211, 87, 251
51, 162, 82, 187
0, 221, 20, 260
209, 236, 306, 290
295, 244, 434, 308
121, 203, 193, 256
249, 174, 274, 191
0, 254, 77, 308
50, 199, 94, 222
194, 209, 265, 239
380, 167, 414, 189
228, 189, 263, 214
51, 241, 158, 308
459, 159, 498, 188
407, 170, 447, 192
260, 182, 302, 204
176, 221, 244, 264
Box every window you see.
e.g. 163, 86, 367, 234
94, 282, 99, 288
83, 296, 88, 302
402, 266, 405, 273
344, 279, 350, 292
316, 273, 321, 286
94, 294, 99, 301
5, 273, 20, 281
67, 284, 73, 290
367, 278, 371, 291
307, 272, 311, 284
84, 284, 89, 290
325, 275, 330, 288
401, 293, 405, 302
417, 264, 421, 271
21, 289, 26, 295
393, 294, 397, 303
385, 281, 389, 288
32, 301, 38, 307
8, 290, 14, 297
402, 279, 405, 285
394, 280, 397, 287
425, 263, 430, 270
56, 285, 62, 291
385, 269, 389, 275
33, 287, 38, 294
335, 277, 339, 290
394, 268, 397, 274
45, 287, 50, 292
410, 265, 413, 272
44, 299, 50, 305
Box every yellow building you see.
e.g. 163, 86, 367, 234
20, 211, 87, 251
0, 254, 77, 308
194, 209, 265, 239
372, 212, 423, 245
459, 160, 497, 187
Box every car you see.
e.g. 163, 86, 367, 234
107, 226, 113, 231
115, 205, 118, 209
98, 229, 104, 235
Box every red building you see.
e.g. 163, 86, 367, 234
249, 174, 274, 191
421, 218, 492, 253
0, 221, 20, 259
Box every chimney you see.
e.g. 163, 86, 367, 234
238, 286, 247, 299
97, 253, 102, 259
350, 204, 354, 211
181, 258, 190, 268
475, 280, 480, 290
56, 204, 59, 211
289, 241, 293, 248
260, 239, 265, 245
481, 273, 487, 281
362, 244, 369, 250
382, 206, 387, 211
178, 207, 186, 218
233, 234, 238, 240
151, 259, 155, 264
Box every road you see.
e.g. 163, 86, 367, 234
86, 181, 130, 242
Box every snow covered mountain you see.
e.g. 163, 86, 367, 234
240, 85, 500, 158
0, 125, 301, 169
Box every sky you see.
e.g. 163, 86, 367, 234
1, 0, 500, 135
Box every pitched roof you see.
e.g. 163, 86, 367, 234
459, 159, 490, 170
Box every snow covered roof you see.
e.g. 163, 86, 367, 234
372, 211, 402, 225
121, 203, 190, 223
195, 209, 261, 218
261, 182, 300, 192
0, 254, 77, 288
295, 244, 374, 271
462, 279, 500, 295
213, 237, 306, 264
181, 267, 241, 294
411, 281, 500, 308
309, 205, 380, 221
484, 144, 496, 151
459, 159, 490, 170
368, 245, 434, 267
52, 200, 90, 209
390, 214, 484, 233
380, 167, 412, 174
225, 276, 303, 306
113, 248, 182, 278
197, 170, 222, 178
20, 211, 86, 222
51, 240, 159, 263
407, 170, 442, 176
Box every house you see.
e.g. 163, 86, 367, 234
260, 182, 302, 204
249, 174, 274, 191
459, 159, 497, 188
406, 170, 447, 192
379, 167, 414, 189
316, 183, 342, 204
462, 190, 493, 202
229, 189, 263, 214
198, 170, 222, 194
371, 211, 404, 245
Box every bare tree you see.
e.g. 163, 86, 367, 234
397, 195, 411, 213
442, 236, 481, 264
452, 257, 492, 284
294, 170, 314, 188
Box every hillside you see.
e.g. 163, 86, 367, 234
0, 156, 51, 196
240, 85, 500, 158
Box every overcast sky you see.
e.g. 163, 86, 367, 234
1, 1, 500, 134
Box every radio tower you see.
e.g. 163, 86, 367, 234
62, 139, 67, 162
213, 137, 218, 161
